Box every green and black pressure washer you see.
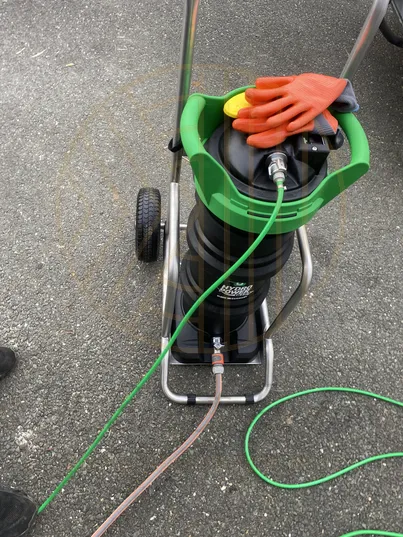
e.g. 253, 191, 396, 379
135, 76, 369, 405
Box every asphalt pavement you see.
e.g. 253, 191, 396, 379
1, 1, 403, 536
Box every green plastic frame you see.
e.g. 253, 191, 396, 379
180, 87, 370, 234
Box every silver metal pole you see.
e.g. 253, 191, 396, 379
161, 183, 180, 338
264, 226, 313, 340
341, 0, 390, 80
171, 0, 200, 184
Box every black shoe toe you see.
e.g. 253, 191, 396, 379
0, 347, 16, 380
0, 486, 37, 537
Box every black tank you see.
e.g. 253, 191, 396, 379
171, 122, 343, 363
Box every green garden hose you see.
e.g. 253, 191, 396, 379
341, 533, 402, 537
38, 183, 285, 514
245, 387, 403, 537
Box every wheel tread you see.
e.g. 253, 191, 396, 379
136, 187, 161, 262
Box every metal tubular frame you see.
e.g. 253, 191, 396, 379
341, 0, 390, 80
264, 227, 313, 340
161, 302, 273, 405
170, 0, 200, 185
159, 0, 384, 404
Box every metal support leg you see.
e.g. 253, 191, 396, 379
162, 183, 180, 338
171, 0, 200, 185
264, 226, 313, 340
341, 0, 390, 80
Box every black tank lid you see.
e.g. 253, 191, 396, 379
204, 119, 343, 202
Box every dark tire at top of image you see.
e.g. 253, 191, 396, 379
135, 187, 161, 262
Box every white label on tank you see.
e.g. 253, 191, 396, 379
217, 283, 254, 300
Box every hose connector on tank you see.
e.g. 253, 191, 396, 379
212, 337, 225, 375
268, 152, 287, 188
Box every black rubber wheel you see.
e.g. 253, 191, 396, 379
135, 187, 161, 262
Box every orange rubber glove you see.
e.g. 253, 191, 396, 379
238, 73, 347, 132
233, 109, 338, 149
243, 76, 297, 104
242, 122, 314, 149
